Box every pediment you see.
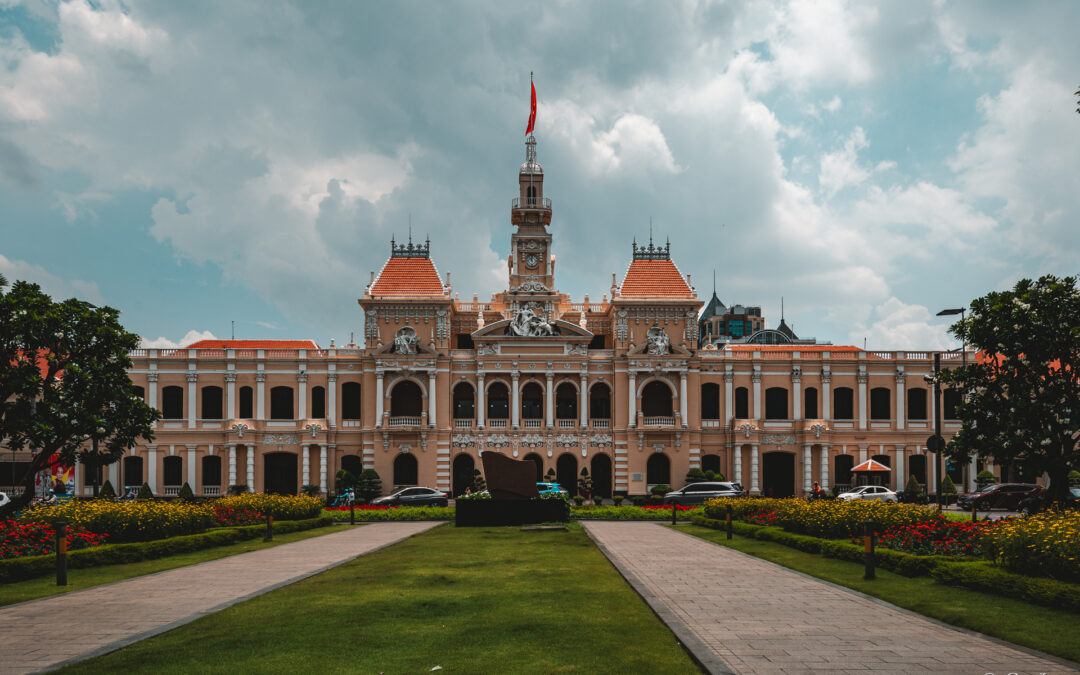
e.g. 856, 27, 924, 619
472, 319, 593, 340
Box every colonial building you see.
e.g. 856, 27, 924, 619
66, 134, 980, 499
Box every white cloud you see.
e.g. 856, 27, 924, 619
548, 105, 678, 177
0, 253, 103, 304
818, 127, 895, 197
853, 297, 954, 351
139, 329, 217, 349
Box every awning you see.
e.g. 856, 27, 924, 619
851, 459, 891, 472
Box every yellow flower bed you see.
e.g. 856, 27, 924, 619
703, 497, 938, 539
216, 493, 324, 521
17, 500, 215, 543
983, 511, 1080, 582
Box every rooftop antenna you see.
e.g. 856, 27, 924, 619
781, 297, 785, 322
231, 320, 235, 340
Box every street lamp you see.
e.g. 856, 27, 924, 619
936, 308, 967, 369
923, 353, 945, 512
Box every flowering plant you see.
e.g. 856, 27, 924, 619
0, 520, 108, 559
876, 516, 995, 557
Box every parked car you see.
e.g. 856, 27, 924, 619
372, 487, 449, 507
957, 483, 1043, 511
1018, 487, 1080, 515
0, 492, 8, 508
663, 481, 744, 506
536, 482, 567, 496
837, 486, 898, 502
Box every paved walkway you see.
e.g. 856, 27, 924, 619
0, 521, 440, 674
584, 521, 1076, 675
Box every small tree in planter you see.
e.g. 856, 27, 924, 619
572, 495, 585, 506
612, 495, 624, 506
177, 482, 196, 502
98, 480, 116, 499
649, 484, 671, 503
335, 469, 358, 492
577, 468, 593, 500
1068, 470, 1080, 487
357, 469, 383, 503
975, 470, 997, 489
903, 474, 924, 503
470, 469, 487, 494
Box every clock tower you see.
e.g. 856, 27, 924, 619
507, 134, 554, 293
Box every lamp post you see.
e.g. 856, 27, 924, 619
937, 308, 968, 493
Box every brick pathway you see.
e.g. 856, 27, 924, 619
584, 521, 1076, 675
0, 521, 440, 674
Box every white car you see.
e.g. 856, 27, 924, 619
0, 492, 9, 508
837, 485, 898, 502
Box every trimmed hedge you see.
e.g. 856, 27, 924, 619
932, 561, 1080, 613
0, 516, 333, 584
324, 507, 454, 522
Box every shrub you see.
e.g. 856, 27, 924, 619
572, 495, 585, 506
685, 468, 707, 484
215, 494, 324, 521
982, 510, 1080, 582
650, 484, 672, 496
545, 468, 557, 483
1069, 470, 1080, 487
904, 474, 923, 499
975, 470, 997, 489
612, 495, 624, 506
877, 517, 996, 557
940, 474, 957, 497
0, 521, 108, 559
301, 484, 322, 497
703, 497, 939, 539
469, 469, 486, 494
227, 484, 249, 495
335, 469, 357, 492
571, 505, 700, 521
17, 500, 216, 542
177, 482, 196, 502
932, 561, 1080, 613
577, 468, 593, 498
357, 469, 383, 503
324, 506, 454, 522
137, 482, 154, 500
98, 480, 116, 499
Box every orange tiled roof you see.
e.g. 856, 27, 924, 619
370, 257, 445, 297
725, 344, 859, 352
184, 340, 321, 349
620, 259, 693, 298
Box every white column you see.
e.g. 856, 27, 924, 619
733, 444, 742, 486
186, 445, 197, 489
895, 372, 905, 430
375, 372, 384, 427
226, 373, 236, 419
246, 445, 256, 492
750, 444, 760, 494
298, 372, 307, 419
679, 372, 688, 426
327, 375, 337, 427
752, 372, 761, 420
545, 373, 554, 428
857, 372, 868, 430
187, 373, 197, 428
628, 371, 637, 427
859, 444, 867, 464
228, 445, 237, 487
511, 372, 521, 428
148, 373, 158, 411
428, 370, 438, 428
968, 455, 978, 492
724, 372, 734, 422
320, 445, 328, 493
476, 374, 486, 428
109, 462, 119, 490
822, 373, 831, 419
793, 373, 802, 421
147, 446, 158, 494
256, 373, 266, 420
579, 375, 588, 426
302, 445, 310, 487
803, 444, 812, 492
820, 445, 830, 490
895, 446, 905, 491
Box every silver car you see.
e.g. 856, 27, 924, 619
663, 481, 744, 506
837, 485, 898, 502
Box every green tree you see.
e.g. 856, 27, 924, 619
138, 482, 155, 499
98, 479, 116, 499
904, 474, 923, 499
577, 467, 593, 498
975, 469, 997, 489
0, 281, 160, 519
940, 275, 1080, 506
357, 469, 382, 503
685, 468, 707, 484
177, 482, 195, 502
470, 468, 487, 493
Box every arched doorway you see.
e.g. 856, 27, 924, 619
390, 380, 423, 417
591, 454, 612, 498
762, 452, 795, 497
393, 453, 418, 487
264, 452, 297, 495
834, 455, 855, 491
647, 453, 671, 487
524, 453, 544, 482
452, 454, 474, 497
556, 453, 578, 496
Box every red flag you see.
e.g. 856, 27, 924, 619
525, 79, 536, 135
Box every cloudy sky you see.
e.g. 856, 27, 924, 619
1, 1, 1077, 350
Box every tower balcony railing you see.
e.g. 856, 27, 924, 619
512, 197, 552, 210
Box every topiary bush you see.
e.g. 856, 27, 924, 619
177, 482, 195, 502
227, 484, 249, 495
1068, 470, 1080, 487
357, 469, 383, 503
98, 480, 116, 499
137, 482, 154, 500
975, 470, 997, 489
685, 468, 707, 484
650, 484, 672, 496
940, 475, 957, 505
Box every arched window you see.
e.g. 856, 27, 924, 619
521, 382, 543, 419
238, 386, 253, 418
306, 386, 324, 419
764, 387, 788, 419
833, 387, 854, 420
123, 456, 143, 489
270, 386, 294, 420
341, 382, 362, 420
834, 454, 854, 487
163, 456, 183, 487
870, 387, 891, 420
201, 386, 223, 419
943, 389, 962, 420
735, 387, 749, 419
488, 382, 509, 419
161, 386, 183, 419
393, 453, 418, 487
524, 453, 544, 482
804, 387, 818, 419
646, 453, 671, 486
555, 383, 577, 419
907, 388, 927, 420
453, 383, 475, 419
589, 383, 611, 420
701, 383, 720, 420
390, 381, 423, 417
202, 455, 221, 487
641, 381, 673, 417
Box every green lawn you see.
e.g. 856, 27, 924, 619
0, 524, 350, 608
675, 523, 1080, 663
59, 523, 697, 674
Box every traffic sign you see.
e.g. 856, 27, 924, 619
926, 435, 946, 451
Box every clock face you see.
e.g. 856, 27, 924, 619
525, 254, 539, 268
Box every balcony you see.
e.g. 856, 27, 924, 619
522, 419, 543, 429
642, 416, 675, 427
163, 486, 181, 496
511, 197, 551, 210
557, 419, 576, 429
454, 419, 474, 429
590, 419, 610, 429
388, 416, 423, 428
203, 486, 221, 496
487, 419, 508, 428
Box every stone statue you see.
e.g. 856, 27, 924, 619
646, 326, 670, 355
393, 326, 420, 354
507, 307, 555, 337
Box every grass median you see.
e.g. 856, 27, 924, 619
674, 523, 1080, 664
0, 524, 349, 608
59, 523, 697, 674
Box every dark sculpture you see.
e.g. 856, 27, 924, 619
481, 452, 539, 500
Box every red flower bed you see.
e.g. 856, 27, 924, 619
875, 517, 997, 557
0, 521, 108, 559
745, 509, 778, 526
325, 505, 399, 511
212, 506, 264, 527
640, 504, 697, 512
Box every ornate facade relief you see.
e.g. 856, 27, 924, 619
507, 306, 556, 336
616, 310, 628, 340
520, 434, 544, 448
264, 434, 298, 445
485, 434, 512, 448
761, 433, 796, 445
393, 326, 420, 354
555, 434, 579, 447
436, 310, 449, 340
589, 434, 613, 447
452, 434, 476, 448
646, 326, 670, 355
